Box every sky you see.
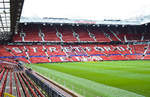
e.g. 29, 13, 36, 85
21, 0, 150, 20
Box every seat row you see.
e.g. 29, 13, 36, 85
0, 64, 45, 97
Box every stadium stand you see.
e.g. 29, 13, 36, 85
0, 0, 149, 96
0, 1, 147, 97
1, 13, 150, 96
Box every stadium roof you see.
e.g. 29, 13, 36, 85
20, 15, 150, 26
0, 0, 10, 32
21, 0, 150, 25
0, 0, 24, 41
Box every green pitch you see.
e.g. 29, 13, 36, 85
27, 60, 150, 97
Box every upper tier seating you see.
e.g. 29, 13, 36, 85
13, 25, 150, 42
88, 27, 110, 42
103, 28, 119, 41
73, 26, 94, 41
42, 26, 60, 41
57, 26, 77, 42
24, 26, 42, 42
13, 34, 22, 42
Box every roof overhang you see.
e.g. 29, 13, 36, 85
20, 16, 150, 26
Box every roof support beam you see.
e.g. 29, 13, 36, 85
0, 1, 9, 3
0, 7, 9, 9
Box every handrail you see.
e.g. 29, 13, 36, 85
4, 93, 15, 97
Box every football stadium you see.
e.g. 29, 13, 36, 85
0, 0, 150, 97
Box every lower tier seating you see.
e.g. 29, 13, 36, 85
0, 44, 149, 64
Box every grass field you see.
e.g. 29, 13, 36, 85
26, 60, 150, 97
